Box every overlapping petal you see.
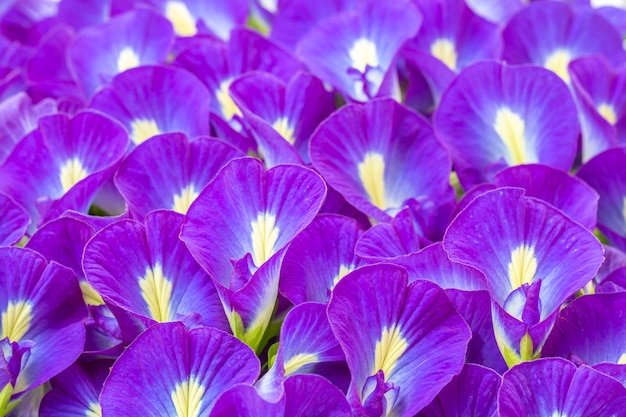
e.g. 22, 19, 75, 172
443, 187, 604, 365
434, 62, 580, 188
0, 247, 87, 395
67, 8, 174, 98
0, 111, 128, 231
100, 322, 260, 416
83, 210, 228, 341
328, 263, 470, 416
297, 0, 421, 101
577, 146, 626, 252
280, 214, 364, 304
114, 132, 243, 219
89, 65, 210, 148
499, 358, 626, 416
311, 98, 453, 222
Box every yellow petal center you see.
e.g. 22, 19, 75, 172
117, 47, 140, 73
372, 325, 408, 380
598, 103, 617, 125
1, 300, 33, 342
130, 118, 160, 145
171, 376, 205, 417
59, 157, 89, 193
358, 152, 387, 210
165, 1, 197, 37
216, 79, 243, 121
430, 38, 458, 71
508, 244, 538, 290
494, 107, 529, 166
250, 212, 279, 266
284, 353, 318, 376
173, 184, 199, 214
349, 38, 379, 73
544, 49, 572, 84
272, 117, 295, 145
138, 263, 173, 322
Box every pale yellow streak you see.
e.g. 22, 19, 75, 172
1, 301, 33, 342
130, 118, 160, 145
117, 47, 140, 73
332, 264, 353, 287
494, 107, 527, 165
171, 376, 205, 417
216, 79, 242, 121
138, 263, 173, 322
544, 49, 572, 84
165, 1, 197, 37
349, 39, 379, 73
250, 213, 279, 266
358, 152, 387, 210
284, 353, 318, 376
80, 281, 104, 306
60, 158, 89, 193
372, 325, 408, 379
86, 402, 103, 417
173, 184, 199, 214
272, 117, 295, 145
430, 39, 457, 71
508, 244, 538, 290
598, 103, 617, 125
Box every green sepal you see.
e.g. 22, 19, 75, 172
267, 342, 279, 370
0, 383, 18, 417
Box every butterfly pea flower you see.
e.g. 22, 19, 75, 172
499, 358, 626, 416
100, 321, 260, 416
0, 111, 128, 233
297, 0, 421, 102
0, 193, 28, 247
402, 0, 502, 110
181, 157, 327, 352
569, 56, 626, 162
443, 187, 604, 367
89, 65, 211, 150
211, 374, 352, 417
328, 263, 471, 417
0, 92, 56, 165
417, 364, 501, 417
577, 146, 626, 253
229, 71, 335, 166
0, 247, 87, 396
543, 293, 626, 384
256, 302, 345, 402
39, 360, 112, 417
502, 1, 626, 85
83, 210, 229, 343
114, 0, 248, 41
173, 30, 302, 153
311, 98, 453, 223
280, 214, 365, 305
114, 132, 243, 220
67, 8, 174, 99
434, 62, 579, 189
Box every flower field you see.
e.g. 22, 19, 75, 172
1, 0, 626, 416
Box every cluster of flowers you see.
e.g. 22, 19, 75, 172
2, 0, 626, 415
